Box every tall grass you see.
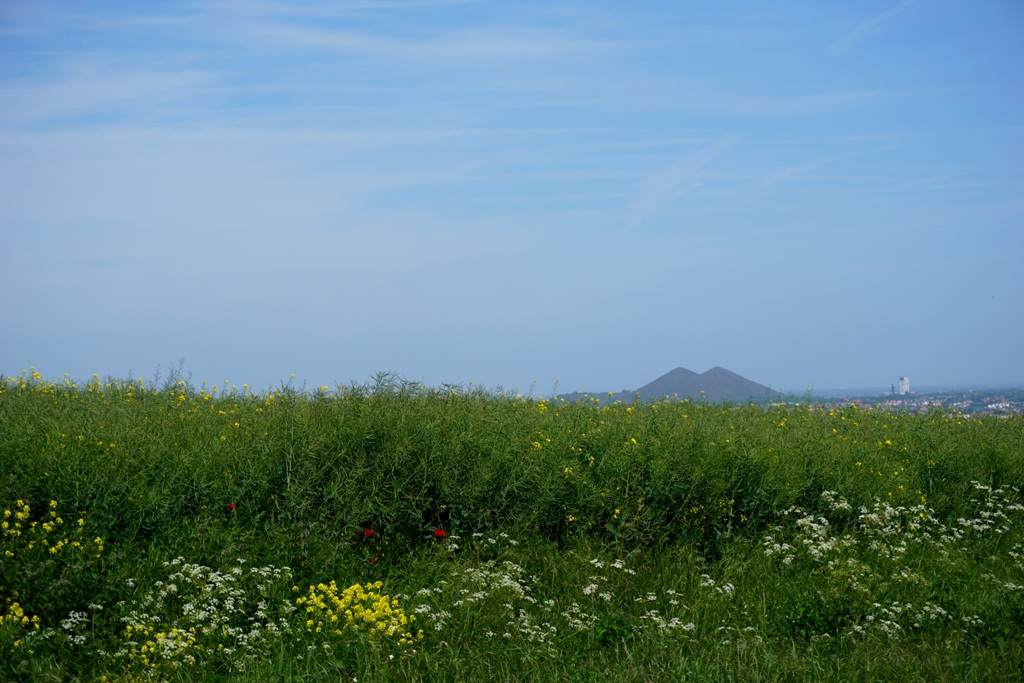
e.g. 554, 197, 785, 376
1, 369, 1022, 681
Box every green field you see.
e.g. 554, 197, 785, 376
2, 370, 1023, 681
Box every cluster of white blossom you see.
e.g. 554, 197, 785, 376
698, 574, 735, 597
110, 557, 296, 674
762, 483, 1024, 639
639, 609, 696, 632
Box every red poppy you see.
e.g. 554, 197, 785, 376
371, 555, 379, 564
433, 528, 447, 538
226, 503, 236, 512
364, 529, 374, 538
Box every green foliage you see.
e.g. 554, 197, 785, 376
1, 369, 1023, 680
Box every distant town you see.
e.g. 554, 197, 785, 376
558, 367, 1024, 416
808, 386, 1024, 416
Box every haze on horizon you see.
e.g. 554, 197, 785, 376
2, 1, 1022, 395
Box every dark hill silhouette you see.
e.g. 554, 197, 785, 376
558, 367, 780, 403
636, 366, 779, 402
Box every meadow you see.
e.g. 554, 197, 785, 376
2, 369, 1023, 682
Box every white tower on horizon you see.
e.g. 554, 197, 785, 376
899, 376, 910, 395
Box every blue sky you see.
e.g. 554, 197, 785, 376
2, 0, 1022, 394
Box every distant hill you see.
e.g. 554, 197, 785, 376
637, 366, 780, 402
558, 367, 781, 403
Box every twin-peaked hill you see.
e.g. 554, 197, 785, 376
559, 367, 781, 404
636, 366, 780, 402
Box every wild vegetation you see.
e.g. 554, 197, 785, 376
2, 369, 1023, 681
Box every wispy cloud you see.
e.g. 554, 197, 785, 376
0, 60, 214, 125
676, 90, 875, 117
593, 75, 877, 118
232, 18, 615, 64
200, 0, 483, 17
759, 142, 904, 186
831, 0, 919, 55
627, 133, 742, 230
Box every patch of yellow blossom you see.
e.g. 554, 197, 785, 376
120, 623, 199, 676
2, 499, 104, 560
295, 580, 422, 647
